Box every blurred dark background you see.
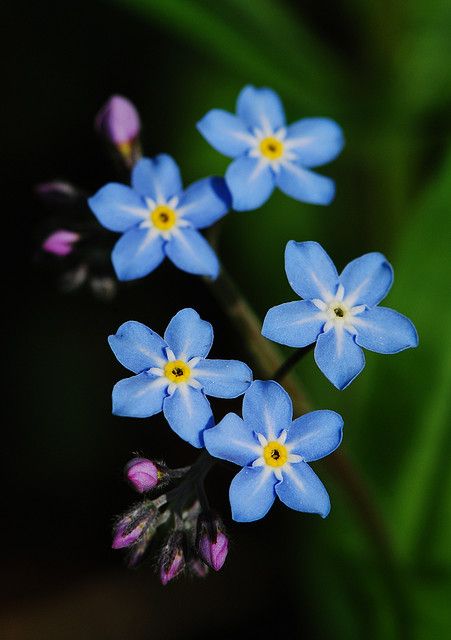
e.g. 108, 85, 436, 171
3, 1, 451, 638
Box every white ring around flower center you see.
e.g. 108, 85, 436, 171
251, 430, 303, 481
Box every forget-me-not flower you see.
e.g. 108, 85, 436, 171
88, 155, 230, 280
262, 241, 419, 389
197, 85, 344, 211
109, 308, 253, 448
204, 380, 343, 522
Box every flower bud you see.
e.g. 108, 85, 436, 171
90, 276, 117, 301
112, 502, 157, 550
95, 95, 141, 165
189, 559, 209, 578
35, 181, 84, 203
159, 532, 185, 585
112, 518, 146, 550
196, 513, 229, 572
43, 230, 80, 257
124, 457, 162, 493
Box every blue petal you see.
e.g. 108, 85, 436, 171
339, 252, 394, 307
196, 109, 253, 158
164, 308, 213, 360
242, 380, 292, 439
286, 410, 344, 461
275, 462, 330, 517
88, 183, 147, 232
131, 155, 182, 201
285, 240, 339, 301
163, 386, 214, 448
112, 227, 165, 281
108, 321, 167, 373
262, 300, 324, 347
314, 328, 365, 389
276, 163, 335, 205
355, 307, 419, 354
229, 467, 276, 522
204, 413, 261, 467
285, 118, 344, 168
236, 85, 286, 131
225, 156, 275, 211
193, 359, 253, 398
165, 227, 219, 278
177, 177, 231, 229
112, 372, 167, 418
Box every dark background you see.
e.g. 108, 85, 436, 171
3, 1, 451, 638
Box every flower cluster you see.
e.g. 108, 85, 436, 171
39, 85, 418, 584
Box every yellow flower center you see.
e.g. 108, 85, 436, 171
164, 360, 191, 383
259, 136, 284, 160
263, 441, 288, 467
151, 205, 177, 231
328, 302, 350, 320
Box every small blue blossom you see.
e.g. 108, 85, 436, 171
88, 155, 231, 280
197, 85, 344, 211
109, 308, 253, 448
262, 241, 419, 389
204, 380, 343, 522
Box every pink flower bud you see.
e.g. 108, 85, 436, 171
196, 513, 229, 571
112, 518, 146, 549
189, 559, 209, 578
42, 230, 80, 257
198, 531, 229, 572
35, 181, 83, 203
160, 548, 185, 585
95, 95, 141, 146
124, 457, 160, 493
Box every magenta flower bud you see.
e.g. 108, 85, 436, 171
95, 95, 141, 148
124, 457, 160, 493
35, 181, 83, 203
198, 531, 229, 572
190, 559, 209, 578
42, 230, 80, 257
160, 548, 185, 585
196, 513, 229, 572
112, 518, 146, 549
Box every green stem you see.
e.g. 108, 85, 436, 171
272, 344, 315, 382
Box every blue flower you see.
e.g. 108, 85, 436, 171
88, 155, 231, 280
109, 308, 253, 448
204, 380, 343, 522
262, 241, 419, 389
197, 85, 344, 211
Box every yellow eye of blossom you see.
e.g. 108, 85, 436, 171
263, 441, 288, 467
151, 205, 177, 230
259, 136, 284, 160
164, 360, 191, 383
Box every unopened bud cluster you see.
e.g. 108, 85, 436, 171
112, 455, 229, 584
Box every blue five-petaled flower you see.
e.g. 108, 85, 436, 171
109, 308, 253, 448
197, 85, 344, 211
262, 241, 419, 389
88, 155, 231, 281
204, 380, 343, 522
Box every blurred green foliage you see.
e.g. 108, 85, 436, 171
111, 1, 451, 637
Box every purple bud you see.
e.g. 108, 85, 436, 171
42, 230, 80, 257
160, 548, 185, 585
95, 95, 141, 146
35, 181, 84, 203
198, 531, 229, 572
124, 457, 160, 493
190, 559, 209, 578
112, 518, 146, 550
196, 513, 229, 572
